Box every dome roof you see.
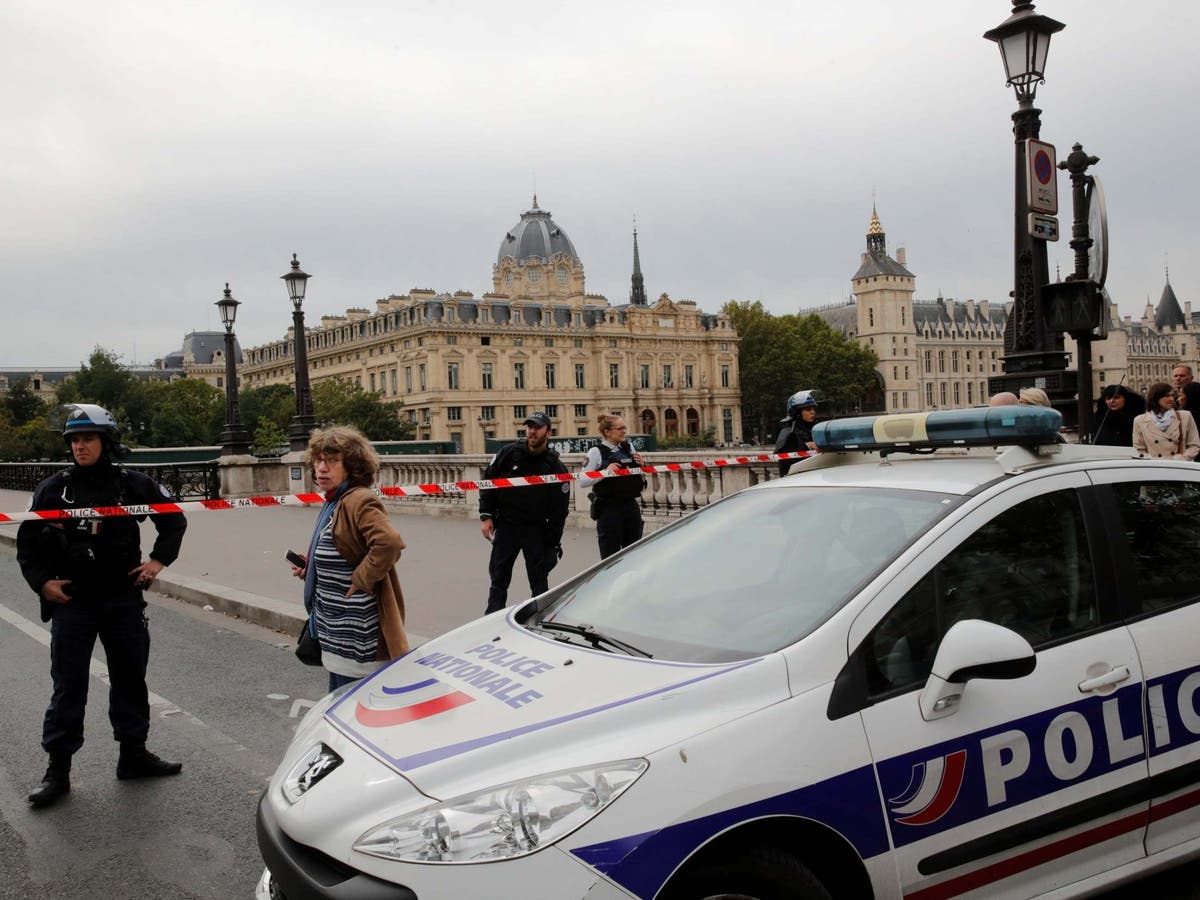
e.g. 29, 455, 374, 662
497, 197, 580, 266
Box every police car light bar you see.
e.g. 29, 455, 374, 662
812, 406, 1062, 453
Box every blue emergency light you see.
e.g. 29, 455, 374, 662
812, 406, 1062, 453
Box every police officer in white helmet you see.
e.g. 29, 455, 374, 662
775, 390, 819, 477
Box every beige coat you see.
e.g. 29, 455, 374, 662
1132, 409, 1200, 461
329, 487, 409, 659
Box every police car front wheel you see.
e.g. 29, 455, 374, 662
662, 847, 832, 900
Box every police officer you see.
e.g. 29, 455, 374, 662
775, 389, 819, 477
17, 404, 187, 808
479, 413, 570, 615
583, 413, 646, 559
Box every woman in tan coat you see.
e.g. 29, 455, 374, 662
291, 426, 409, 691
1132, 382, 1200, 461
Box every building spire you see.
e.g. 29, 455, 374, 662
630, 218, 647, 306
866, 203, 886, 257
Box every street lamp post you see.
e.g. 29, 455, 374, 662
281, 253, 316, 451
215, 283, 251, 456
984, 1, 1074, 418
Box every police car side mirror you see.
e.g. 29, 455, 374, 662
919, 620, 1035, 721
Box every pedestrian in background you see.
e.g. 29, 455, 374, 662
988, 391, 1019, 407
1092, 384, 1143, 447
1018, 387, 1052, 407
1132, 382, 1200, 461
479, 413, 569, 614
775, 390, 819, 477
1172, 364, 1194, 392
17, 404, 187, 808
583, 414, 646, 559
291, 425, 408, 692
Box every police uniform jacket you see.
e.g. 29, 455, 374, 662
16, 459, 187, 620
479, 442, 570, 535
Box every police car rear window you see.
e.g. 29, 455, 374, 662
533, 487, 956, 662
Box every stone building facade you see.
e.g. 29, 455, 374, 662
237, 200, 742, 451
1065, 276, 1195, 397
810, 208, 1010, 413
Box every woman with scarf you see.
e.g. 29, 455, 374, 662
291, 426, 409, 691
1132, 382, 1200, 461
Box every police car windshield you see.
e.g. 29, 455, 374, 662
532, 486, 956, 663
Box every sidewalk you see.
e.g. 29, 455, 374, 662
0, 488, 602, 644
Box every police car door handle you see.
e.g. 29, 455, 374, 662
1077, 666, 1131, 694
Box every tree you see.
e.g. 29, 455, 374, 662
311, 379, 414, 440
250, 417, 289, 457
144, 379, 223, 446
723, 302, 879, 442
3, 378, 45, 426
65, 348, 136, 412
239, 384, 295, 446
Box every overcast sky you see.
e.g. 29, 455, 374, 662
3, 0, 1196, 368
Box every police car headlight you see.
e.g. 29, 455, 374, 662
353, 759, 648, 863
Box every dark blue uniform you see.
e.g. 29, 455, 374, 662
479, 443, 569, 614
589, 441, 646, 559
17, 460, 186, 758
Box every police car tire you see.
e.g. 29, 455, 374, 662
663, 846, 832, 900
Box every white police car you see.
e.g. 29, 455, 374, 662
256, 406, 1200, 899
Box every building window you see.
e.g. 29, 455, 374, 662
608, 339, 618, 348
953, 383, 961, 405
577, 427, 587, 436
421, 408, 430, 424
940, 383, 947, 406
722, 407, 734, 443
1099, 371, 1106, 383
892, 392, 898, 409
721, 364, 730, 388
447, 362, 460, 390
663, 365, 673, 388
926, 383, 934, 407
513, 363, 525, 389
216, 377, 223, 388
868, 308, 874, 327
514, 338, 523, 347
418, 365, 426, 391
684, 364, 694, 388
574, 404, 587, 418
481, 308, 490, 325
968, 382, 975, 404
405, 367, 413, 392
609, 363, 620, 388
390, 370, 397, 394
514, 405, 527, 419
902, 392, 909, 409
904, 366, 910, 379
545, 404, 557, 418
892, 366, 898, 380
481, 362, 493, 390
447, 406, 462, 422
573, 338, 583, 348
575, 363, 585, 389
952, 350, 959, 373
370, 373, 376, 392
544, 337, 554, 348
938, 351, 945, 373
640, 365, 651, 389
481, 335, 491, 345
901, 307, 906, 325
545, 363, 556, 389
446, 335, 457, 345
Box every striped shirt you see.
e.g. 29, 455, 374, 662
312, 521, 380, 678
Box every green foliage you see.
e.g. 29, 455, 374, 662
239, 384, 295, 445
251, 417, 289, 457
143, 379, 223, 446
3, 378, 45, 426
656, 426, 718, 450
723, 301, 879, 442
0, 416, 65, 462
65, 347, 136, 410
311, 378, 415, 441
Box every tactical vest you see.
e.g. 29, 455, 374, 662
592, 442, 646, 502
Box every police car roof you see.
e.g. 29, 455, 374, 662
773, 442, 1142, 497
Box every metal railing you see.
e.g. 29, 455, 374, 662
0, 461, 220, 501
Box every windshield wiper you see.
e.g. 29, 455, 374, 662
532, 621, 653, 658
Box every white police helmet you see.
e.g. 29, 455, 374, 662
784, 390, 819, 420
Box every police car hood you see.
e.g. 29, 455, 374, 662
322, 613, 789, 798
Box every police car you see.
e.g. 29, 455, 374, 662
256, 406, 1200, 899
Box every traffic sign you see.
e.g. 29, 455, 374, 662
1029, 213, 1059, 241
1027, 139, 1058, 215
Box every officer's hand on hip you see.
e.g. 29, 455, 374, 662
129, 559, 164, 589
41, 579, 72, 604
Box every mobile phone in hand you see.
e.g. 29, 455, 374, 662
285, 549, 307, 568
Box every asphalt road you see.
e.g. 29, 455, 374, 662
0, 543, 1197, 899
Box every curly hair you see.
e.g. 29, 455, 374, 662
305, 425, 379, 487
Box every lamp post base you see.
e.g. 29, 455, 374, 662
219, 426, 252, 457
288, 417, 316, 452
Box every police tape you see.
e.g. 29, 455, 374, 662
0, 450, 814, 523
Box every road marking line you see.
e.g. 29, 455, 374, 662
0, 600, 273, 778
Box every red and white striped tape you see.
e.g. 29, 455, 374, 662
0, 450, 814, 523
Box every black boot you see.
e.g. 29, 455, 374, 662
28, 755, 71, 808
116, 743, 182, 780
